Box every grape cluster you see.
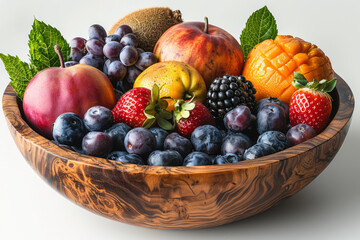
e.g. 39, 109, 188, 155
67, 24, 158, 93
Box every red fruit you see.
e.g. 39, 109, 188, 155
174, 100, 216, 138
289, 72, 336, 133
112, 85, 173, 129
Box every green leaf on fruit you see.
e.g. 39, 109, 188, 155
157, 117, 173, 131
240, 6, 278, 59
0, 54, 36, 100
29, 18, 71, 72
142, 118, 156, 129
322, 78, 337, 92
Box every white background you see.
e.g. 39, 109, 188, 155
0, 0, 359, 239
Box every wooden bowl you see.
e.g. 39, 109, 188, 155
2, 73, 354, 229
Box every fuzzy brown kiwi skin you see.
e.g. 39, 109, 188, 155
108, 7, 183, 52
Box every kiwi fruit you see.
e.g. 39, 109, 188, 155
108, 7, 183, 52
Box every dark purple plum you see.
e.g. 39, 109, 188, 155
149, 128, 169, 150
183, 152, 213, 166
214, 153, 242, 164
103, 41, 123, 59
223, 105, 252, 132
105, 34, 122, 43
286, 123, 317, 146
79, 54, 104, 70
64, 61, 78, 68
108, 60, 127, 85
164, 132, 193, 158
105, 123, 131, 151
191, 125, 222, 155
124, 128, 156, 157
115, 24, 133, 38
257, 103, 287, 134
148, 150, 183, 166
107, 151, 127, 160
257, 130, 290, 152
243, 143, 276, 160
86, 38, 105, 56
115, 154, 145, 165
120, 33, 138, 47
88, 24, 107, 41
83, 106, 113, 131
82, 132, 113, 157
70, 37, 87, 50
221, 132, 252, 158
119, 46, 138, 66
52, 112, 86, 147
135, 52, 158, 71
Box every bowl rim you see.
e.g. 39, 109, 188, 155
2, 72, 355, 175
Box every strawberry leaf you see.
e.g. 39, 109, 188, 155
151, 84, 160, 103
157, 117, 173, 130
142, 118, 156, 129
159, 109, 173, 120
322, 78, 337, 92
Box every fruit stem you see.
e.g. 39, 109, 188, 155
204, 17, 209, 34
54, 45, 65, 68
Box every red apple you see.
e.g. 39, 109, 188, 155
154, 17, 244, 88
23, 46, 117, 139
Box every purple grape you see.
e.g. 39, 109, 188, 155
82, 132, 113, 157
221, 132, 252, 158
137, 48, 145, 54
286, 124, 317, 146
108, 60, 127, 85
64, 61, 78, 68
105, 34, 122, 43
257, 104, 287, 134
70, 37, 87, 50
223, 105, 252, 132
83, 106, 113, 131
164, 132, 193, 158
103, 58, 112, 75
120, 33, 139, 47
256, 97, 289, 117
116, 66, 141, 92
86, 38, 105, 56
119, 45, 138, 66
79, 54, 104, 70
71, 47, 85, 62
124, 128, 156, 157
135, 52, 158, 71
115, 24, 133, 38
88, 24, 107, 41
103, 41, 123, 59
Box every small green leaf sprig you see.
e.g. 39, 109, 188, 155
292, 72, 337, 92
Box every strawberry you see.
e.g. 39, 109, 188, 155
174, 99, 216, 138
289, 72, 337, 133
112, 85, 173, 130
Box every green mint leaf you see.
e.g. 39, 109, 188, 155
240, 6, 278, 59
0, 54, 36, 100
29, 18, 70, 72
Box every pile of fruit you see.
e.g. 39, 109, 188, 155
0, 6, 337, 167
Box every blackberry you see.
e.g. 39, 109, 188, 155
205, 74, 257, 122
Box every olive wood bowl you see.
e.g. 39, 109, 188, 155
2, 73, 354, 230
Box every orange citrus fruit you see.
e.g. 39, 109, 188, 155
242, 35, 334, 103
133, 61, 207, 111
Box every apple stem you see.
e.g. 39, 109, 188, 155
204, 17, 209, 34
54, 45, 65, 68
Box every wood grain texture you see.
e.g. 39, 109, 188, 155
2, 73, 354, 229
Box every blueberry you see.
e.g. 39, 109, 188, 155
190, 125, 222, 155
150, 128, 169, 150
257, 131, 290, 152
83, 106, 113, 131
107, 151, 128, 160
82, 131, 113, 157
214, 153, 242, 164
243, 143, 276, 160
105, 123, 131, 151
148, 150, 183, 166
286, 124, 317, 146
257, 104, 287, 134
124, 127, 156, 157
221, 132, 252, 158
223, 105, 252, 132
115, 154, 145, 165
52, 112, 86, 147
256, 97, 289, 117
164, 132, 192, 158
183, 152, 213, 166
